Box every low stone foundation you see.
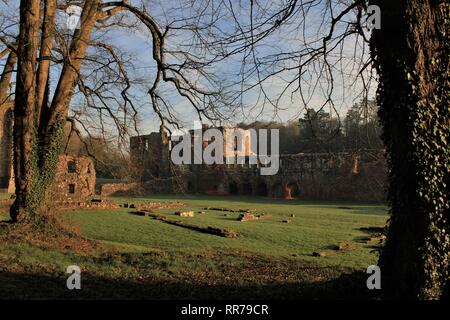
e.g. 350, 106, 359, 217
100, 182, 142, 197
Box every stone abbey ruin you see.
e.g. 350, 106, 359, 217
1, 99, 386, 202
128, 127, 386, 202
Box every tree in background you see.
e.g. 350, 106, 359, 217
298, 108, 343, 152
343, 99, 383, 150
238, 101, 383, 155
61, 124, 132, 181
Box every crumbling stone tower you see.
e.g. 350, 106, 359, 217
0, 100, 14, 193
130, 125, 171, 181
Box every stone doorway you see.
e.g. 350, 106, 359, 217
228, 181, 238, 195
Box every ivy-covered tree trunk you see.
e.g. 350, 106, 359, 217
370, 0, 449, 299
11, 0, 99, 223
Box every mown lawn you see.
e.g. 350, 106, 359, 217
0, 194, 388, 299
0, 193, 11, 200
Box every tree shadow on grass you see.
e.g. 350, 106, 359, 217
0, 269, 376, 300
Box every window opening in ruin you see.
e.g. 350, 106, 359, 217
257, 181, 268, 196
68, 161, 76, 173
229, 181, 238, 195
242, 182, 252, 195
286, 182, 300, 199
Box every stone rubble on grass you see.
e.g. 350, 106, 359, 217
175, 211, 195, 217
334, 242, 352, 251
238, 212, 272, 222
238, 212, 257, 221
140, 201, 185, 211
312, 251, 327, 257
204, 207, 253, 213
367, 233, 386, 243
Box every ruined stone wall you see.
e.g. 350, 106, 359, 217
131, 130, 387, 202
263, 152, 386, 201
169, 151, 386, 202
130, 129, 170, 181
47, 154, 96, 203
100, 182, 142, 197
221, 128, 254, 159
0, 102, 14, 193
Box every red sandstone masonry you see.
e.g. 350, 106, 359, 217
100, 182, 142, 197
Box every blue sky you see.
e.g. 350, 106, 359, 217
0, 0, 375, 137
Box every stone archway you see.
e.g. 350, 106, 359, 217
187, 180, 195, 193
285, 182, 300, 199
228, 181, 238, 195
241, 181, 252, 195
256, 180, 268, 196
271, 182, 284, 198
0, 106, 13, 191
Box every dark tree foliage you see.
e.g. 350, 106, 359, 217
237, 99, 382, 154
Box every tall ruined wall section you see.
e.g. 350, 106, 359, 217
130, 128, 170, 182
0, 102, 14, 193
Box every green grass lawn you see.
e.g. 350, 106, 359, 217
64, 195, 387, 269
0, 194, 388, 299
0, 193, 11, 200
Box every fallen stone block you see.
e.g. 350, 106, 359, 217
175, 211, 195, 217
366, 233, 386, 243
334, 242, 352, 251
312, 251, 327, 257
238, 212, 257, 221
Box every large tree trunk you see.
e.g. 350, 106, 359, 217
10, 0, 41, 222
370, 0, 449, 299
11, 0, 100, 223
36, 0, 56, 123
